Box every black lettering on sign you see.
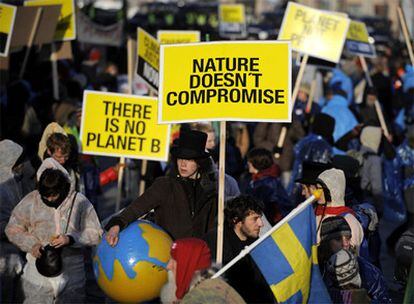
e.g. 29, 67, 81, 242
87, 132, 147, 152
151, 139, 161, 153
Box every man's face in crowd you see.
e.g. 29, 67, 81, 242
247, 161, 258, 174
160, 258, 178, 303
49, 148, 69, 165
236, 211, 264, 240
366, 94, 376, 106
206, 132, 216, 150
301, 184, 317, 199
177, 158, 198, 179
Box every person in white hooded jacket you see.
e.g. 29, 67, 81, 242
5, 167, 102, 303
314, 168, 364, 254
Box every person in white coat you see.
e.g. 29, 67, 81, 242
314, 168, 364, 254
6, 167, 102, 303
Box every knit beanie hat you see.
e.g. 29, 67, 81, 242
320, 216, 352, 242
360, 126, 382, 153
170, 238, 211, 299
326, 249, 361, 288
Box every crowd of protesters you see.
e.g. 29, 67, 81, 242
1, 27, 413, 303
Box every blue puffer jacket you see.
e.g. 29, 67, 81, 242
382, 140, 414, 222
322, 94, 359, 142
329, 68, 354, 105
288, 133, 333, 194
358, 256, 392, 303
397, 141, 414, 192
247, 173, 293, 224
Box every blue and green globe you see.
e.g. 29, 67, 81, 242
94, 220, 173, 303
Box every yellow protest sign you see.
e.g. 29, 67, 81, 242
346, 20, 376, 57
157, 30, 200, 44
159, 41, 291, 124
219, 4, 246, 38
137, 27, 159, 92
278, 2, 350, 63
80, 91, 170, 161
0, 3, 17, 57
25, 0, 76, 41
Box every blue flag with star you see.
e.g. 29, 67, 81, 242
250, 203, 331, 303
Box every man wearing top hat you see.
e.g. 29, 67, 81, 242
105, 130, 218, 244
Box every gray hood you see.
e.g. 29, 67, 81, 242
316, 168, 346, 206
0, 140, 23, 183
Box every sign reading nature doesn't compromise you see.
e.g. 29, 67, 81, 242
158, 41, 291, 124
278, 2, 350, 63
25, 0, 76, 41
80, 91, 170, 161
0, 3, 17, 57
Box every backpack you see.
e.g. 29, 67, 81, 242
394, 229, 414, 283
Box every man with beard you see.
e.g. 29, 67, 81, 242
204, 195, 276, 303
160, 238, 244, 303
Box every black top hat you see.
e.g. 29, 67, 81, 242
312, 113, 335, 145
170, 130, 210, 159
295, 161, 332, 185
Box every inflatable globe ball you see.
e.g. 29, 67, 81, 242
94, 220, 173, 303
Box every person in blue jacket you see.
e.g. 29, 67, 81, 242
288, 113, 334, 195
322, 86, 359, 144
318, 216, 392, 303
245, 148, 292, 225
329, 68, 354, 106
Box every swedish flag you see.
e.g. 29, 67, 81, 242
250, 202, 331, 303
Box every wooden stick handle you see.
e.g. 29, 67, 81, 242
274, 126, 287, 159
374, 100, 390, 139
305, 78, 317, 114
51, 43, 59, 100
216, 121, 226, 265
115, 38, 136, 212
292, 54, 309, 107
359, 55, 373, 87
397, 6, 414, 65
275, 54, 308, 159
139, 160, 148, 196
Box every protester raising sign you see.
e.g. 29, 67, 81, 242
137, 27, 160, 92
25, 0, 76, 41
80, 91, 170, 161
346, 20, 376, 57
158, 41, 291, 124
0, 3, 17, 57
278, 2, 350, 63
157, 30, 200, 44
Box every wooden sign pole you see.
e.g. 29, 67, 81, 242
216, 120, 226, 265
115, 38, 135, 211
359, 55, 390, 138
397, 6, 414, 65
51, 42, 59, 100
274, 54, 308, 159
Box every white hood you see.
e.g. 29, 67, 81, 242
317, 168, 346, 206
